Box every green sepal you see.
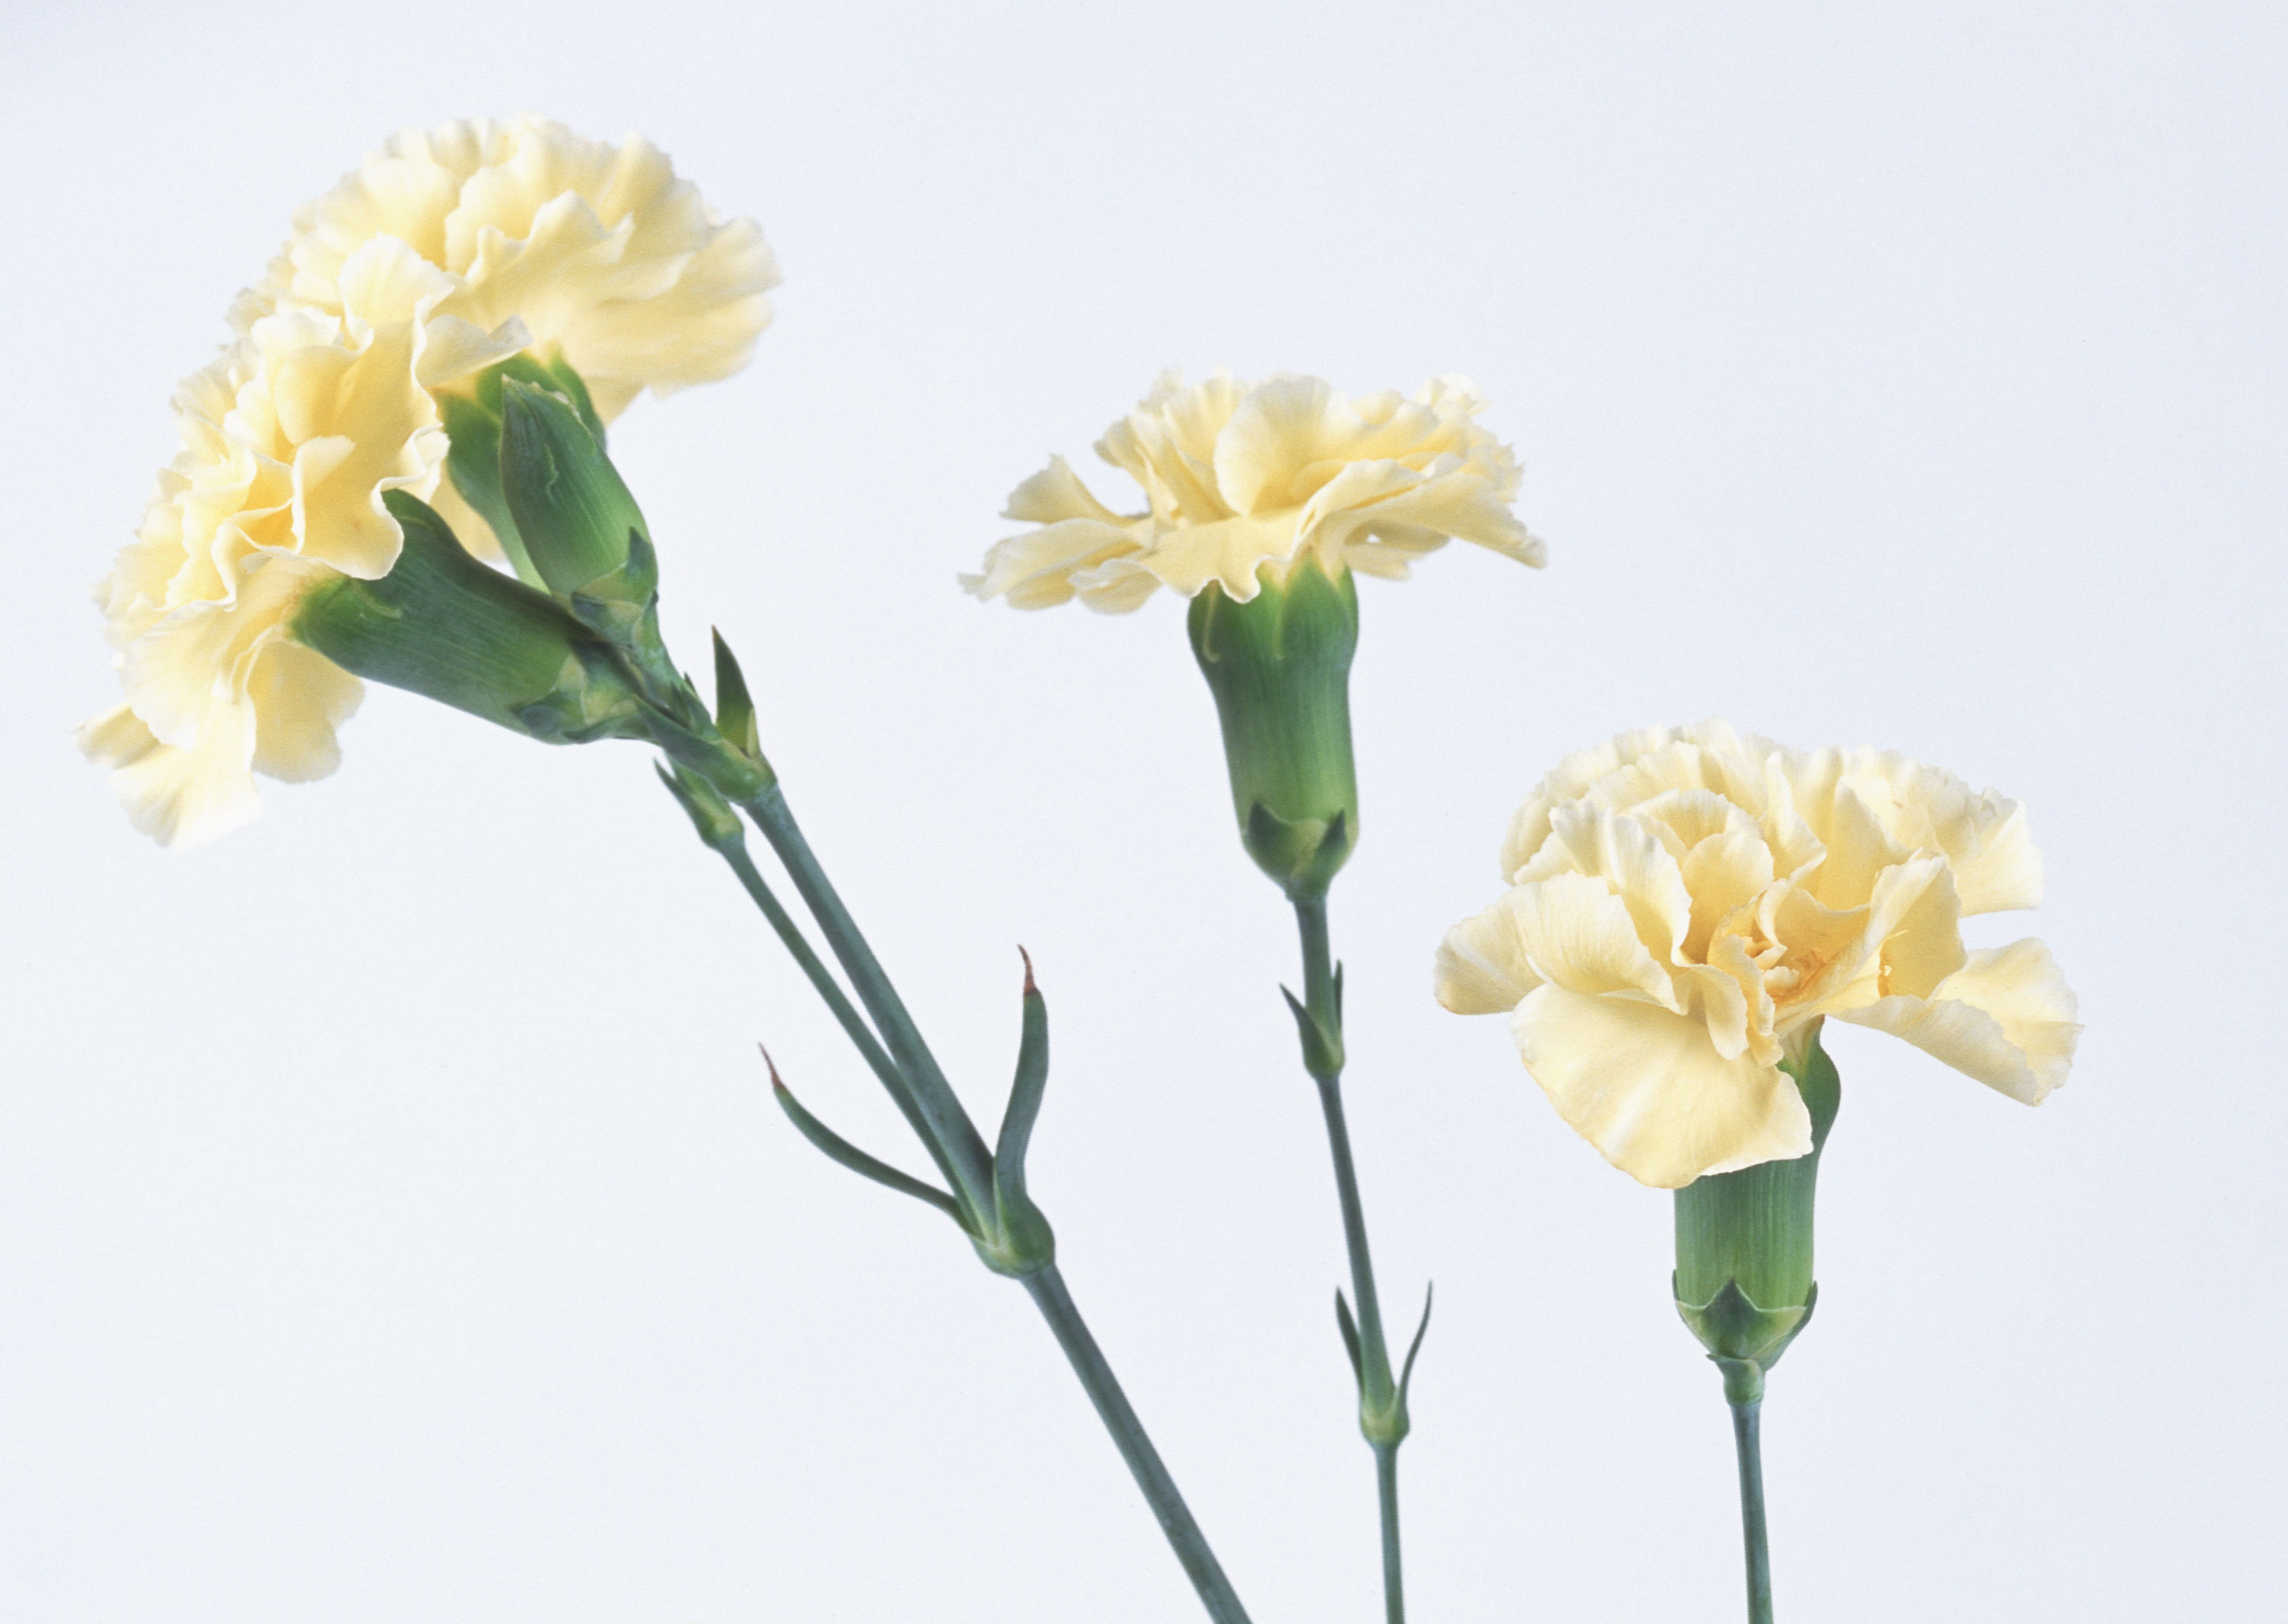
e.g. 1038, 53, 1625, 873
975, 952, 1056, 1279
1397, 1282, 1433, 1407
1676, 1277, 1820, 1367
1281, 980, 1346, 1080
566, 528, 662, 644
1187, 561, 1362, 900
655, 760, 744, 850
1246, 803, 1356, 904
499, 377, 651, 601
292, 492, 647, 745
1672, 1022, 1840, 1394
766, 1052, 965, 1227
711, 628, 762, 762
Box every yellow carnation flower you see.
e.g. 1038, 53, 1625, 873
81, 241, 520, 847
84, 117, 774, 846
964, 370, 1545, 612
235, 113, 779, 560
1436, 721, 2080, 1188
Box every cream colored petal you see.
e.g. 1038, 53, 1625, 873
1803, 778, 1910, 911
1515, 803, 1694, 969
1825, 750, 2043, 914
425, 472, 506, 562
247, 642, 364, 782
1065, 556, 1166, 613
1212, 374, 1353, 514
1833, 938, 2079, 1103
1511, 986, 1812, 1188
82, 698, 263, 849
1131, 511, 1300, 600
964, 518, 1144, 609
1003, 455, 1128, 525
1505, 872, 1681, 1007
1433, 890, 1544, 1014
1878, 859, 1969, 1000
1315, 462, 1546, 568
414, 313, 530, 389
1678, 819, 1776, 962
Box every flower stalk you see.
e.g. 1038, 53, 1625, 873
1672, 1021, 1841, 1624
1292, 893, 1430, 1624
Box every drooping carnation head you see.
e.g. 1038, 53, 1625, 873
964, 370, 1544, 612
1436, 721, 2079, 1187
81, 243, 515, 846
84, 118, 776, 845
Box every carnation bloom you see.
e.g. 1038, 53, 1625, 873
81, 242, 520, 846
963, 370, 1544, 612
234, 113, 778, 559
1436, 721, 2079, 1188
84, 117, 776, 845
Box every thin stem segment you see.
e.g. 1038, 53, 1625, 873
710, 835, 962, 1197
1294, 893, 1409, 1624
1730, 1398, 1774, 1624
741, 783, 997, 1221
715, 779, 1250, 1624
1025, 1265, 1253, 1624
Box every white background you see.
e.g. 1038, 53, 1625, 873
3, 2, 2282, 1620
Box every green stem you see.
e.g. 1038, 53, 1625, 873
1294, 894, 1408, 1624
1374, 1444, 1404, 1624
740, 783, 997, 1220
724, 780, 1252, 1624
709, 834, 963, 1197
1731, 1398, 1773, 1624
1025, 1266, 1253, 1624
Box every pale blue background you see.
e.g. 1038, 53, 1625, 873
2, 2, 2282, 1619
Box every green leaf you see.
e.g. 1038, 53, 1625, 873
1280, 983, 1345, 1079
1335, 1289, 1364, 1390
766, 1051, 964, 1227
1397, 1282, 1433, 1404
994, 950, 1050, 1207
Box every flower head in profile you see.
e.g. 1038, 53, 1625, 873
81, 243, 517, 846
964, 370, 1544, 612
84, 117, 776, 846
1436, 721, 2079, 1188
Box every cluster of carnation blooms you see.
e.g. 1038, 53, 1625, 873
81, 117, 778, 847
84, 113, 2082, 1624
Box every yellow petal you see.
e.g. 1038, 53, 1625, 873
1433, 891, 1543, 1014
1516, 802, 1693, 969
1511, 986, 1813, 1188
1831, 938, 2079, 1103
1003, 456, 1127, 525
1505, 872, 1681, 1007
963, 517, 1146, 609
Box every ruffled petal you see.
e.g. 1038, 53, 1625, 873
1832, 938, 2079, 1104
1511, 986, 1813, 1188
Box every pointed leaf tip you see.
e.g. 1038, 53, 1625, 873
1019, 945, 1036, 995
1335, 1288, 1365, 1386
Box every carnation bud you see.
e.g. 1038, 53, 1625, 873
1186, 558, 1361, 900
1672, 1021, 1842, 1401
292, 492, 647, 746
498, 376, 655, 624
